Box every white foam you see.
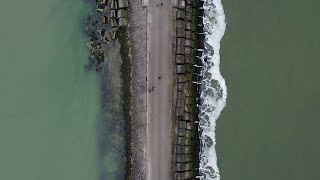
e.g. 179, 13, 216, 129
199, 0, 227, 179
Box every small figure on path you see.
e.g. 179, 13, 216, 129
148, 85, 155, 93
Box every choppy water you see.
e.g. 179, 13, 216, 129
0, 0, 125, 179
199, 0, 227, 179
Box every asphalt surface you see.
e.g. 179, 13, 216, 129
146, 0, 173, 179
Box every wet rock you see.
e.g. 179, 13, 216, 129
109, 10, 117, 19
185, 0, 192, 5
191, 22, 197, 32
177, 38, 185, 46
185, 47, 192, 55
184, 113, 190, 121
185, 130, 193, 138
176, 45, 185, 55
186, 122, 196, 130
177, 99, 185, 109
177, 28, 186, 38
198, 9, 204, 17
108, 30, 116, 40
189, 113, 196, 123
99, 0, 107, 5
177, 91, 184, 100
184, 88, 192, 97
176, 107, 184, 116
177, 128, 187, 137
176, 10, 185, 20
110, 0, 118, 9
185, 96, 193, 105
176, 154, 192, 163
185, 21, 192, 30
178, 121, 187, 129
185, 39, 192, 47
199, 0, 204, 8
185, 54, 192, 64
185, 5, 193, 13
177, 82, 185, 92
176, 145, 192, 154
110, 18, 118, 28
118, 17, 128, 27
198, 17, 203, 25
196, 57, 203, 66
192, 31, 197, 40
177, 65, 186, 74
198, 26, 204, 33
198, 40, 205, 49
185, 11, 192, 21
176, 55, 185, 64
177, 74, 186, 83
185, 72, 192, 82
97, 4, 105, 13
118, 0, 129, 9
184, 104, 192, 113
178, 129, 194, 138
190, 65, 197, 73
177, 0, 185, 9
176, 162, 196, 171
177, 137, 192, 146
101, 16, 107, 24
191, 74, 198, 82
192, 0, 199, 8
87, 41, 94, 50
117, 9, 128, 19
177, 20, 186, 29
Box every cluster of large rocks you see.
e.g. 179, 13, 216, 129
84, 0, 129, 71
98, 0, 129, 37
174, 0, 205, 179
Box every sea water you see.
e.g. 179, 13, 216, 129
216, 0, 320, 179
0, 0, 124, 179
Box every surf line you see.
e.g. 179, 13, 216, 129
198, 0, 227, 179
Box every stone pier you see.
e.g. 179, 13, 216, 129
172, 0, 205, 179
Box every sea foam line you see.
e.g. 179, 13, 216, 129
198, 0, 227, 179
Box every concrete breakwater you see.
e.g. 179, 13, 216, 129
84, 0, 128, 71
172, 0, 205, 179
83, 0, 131, 179
83, 0, 206, 179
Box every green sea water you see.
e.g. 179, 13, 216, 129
0, 0, 123, 179
217, 0, 320, 179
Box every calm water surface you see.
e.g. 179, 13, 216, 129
217, 0, 320, 179
0, 0, 123, 179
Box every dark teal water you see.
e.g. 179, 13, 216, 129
217, 0, 320, 179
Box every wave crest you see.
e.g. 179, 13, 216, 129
199, 0, 227, 179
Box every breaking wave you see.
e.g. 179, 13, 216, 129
198, 0, 227, 179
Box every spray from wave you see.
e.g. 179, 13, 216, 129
198, 0, 227, 179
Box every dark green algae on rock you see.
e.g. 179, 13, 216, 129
173, 0, 206, 179
84, 0, 128, 72
83, 0, 131, 179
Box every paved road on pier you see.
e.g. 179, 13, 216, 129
146, 0, 173, 179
